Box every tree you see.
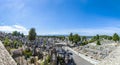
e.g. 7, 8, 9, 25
93, 36, 97, 40
14, 40, 17, 48
113, 33, 119, 42
12, 31, 20, 36
59, 36, 65, 41
96, 34, 99, 40
28, 28, 36, 41
4, 37, 10, 46
69, 33, 73, 43
82, 36, 87, 42
21, 33, 25, 37
96, 40, 101, 45
82, 40, 88, 45
12, 31, 25, 37
108, 36, 112, 40
73, 34, 81, 44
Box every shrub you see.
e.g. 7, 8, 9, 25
23, 50, 32, 59
46, 55, 51, 63
96, 40, 101, 45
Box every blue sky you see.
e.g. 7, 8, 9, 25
0, 0, 120, 35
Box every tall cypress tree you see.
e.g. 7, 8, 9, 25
28, 28, 36, 41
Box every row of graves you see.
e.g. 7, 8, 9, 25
13, 38, 58, 65
13, 42, 74, 65
12, 42, 74, 65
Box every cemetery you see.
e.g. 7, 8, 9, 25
0, 29, 120, 65
0, 31, 73, 65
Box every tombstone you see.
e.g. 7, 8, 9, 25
38, 52, 43, 59
32, 47, 37, 56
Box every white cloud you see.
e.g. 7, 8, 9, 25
0, 25, 28, 34
1, 25, 119, 36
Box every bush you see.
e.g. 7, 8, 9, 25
46, 55, 51, 63
23, 50, 32, 59
4, 37, 10, 46
96, 40, 101, 45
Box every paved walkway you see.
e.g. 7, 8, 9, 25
64, 46, 99, 65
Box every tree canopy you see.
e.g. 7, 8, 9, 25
68, 33, 81, 44
12, 31, 24, 37
113, 33, 119, 42
28, 28, 36, 41
96, 34, 99, 40
82, 36, 87, 41
73, 34, 81, 43
96, 40, 101, 45
12, 31, 20, 36
68, 33, 73, 43
4, 37, 10, 46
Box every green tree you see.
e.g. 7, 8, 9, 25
93, 36, 97, 40
82, 36, 87, 41
82, 40, 88, 45
108, 36, 112, 40
12, 31, 25, 37
69, 33, 73, 43
96, 34, 99, 40
21, 33, 25, 37
73, 34, 81, 44
96, 40, 101, 45
12, 31, 21, 36
113, 33, 119, 42
12, 31, 18, 36
4, 37, 10, 46
14, 40, 17, 48
59, 36, 65, 41
28, 28, 36, 41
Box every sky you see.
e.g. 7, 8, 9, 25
0, 0, 120, 36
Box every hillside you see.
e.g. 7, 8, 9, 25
0, 41, 17, 65
97, 45, 120, 65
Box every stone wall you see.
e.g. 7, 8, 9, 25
0, 41, 17, 65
